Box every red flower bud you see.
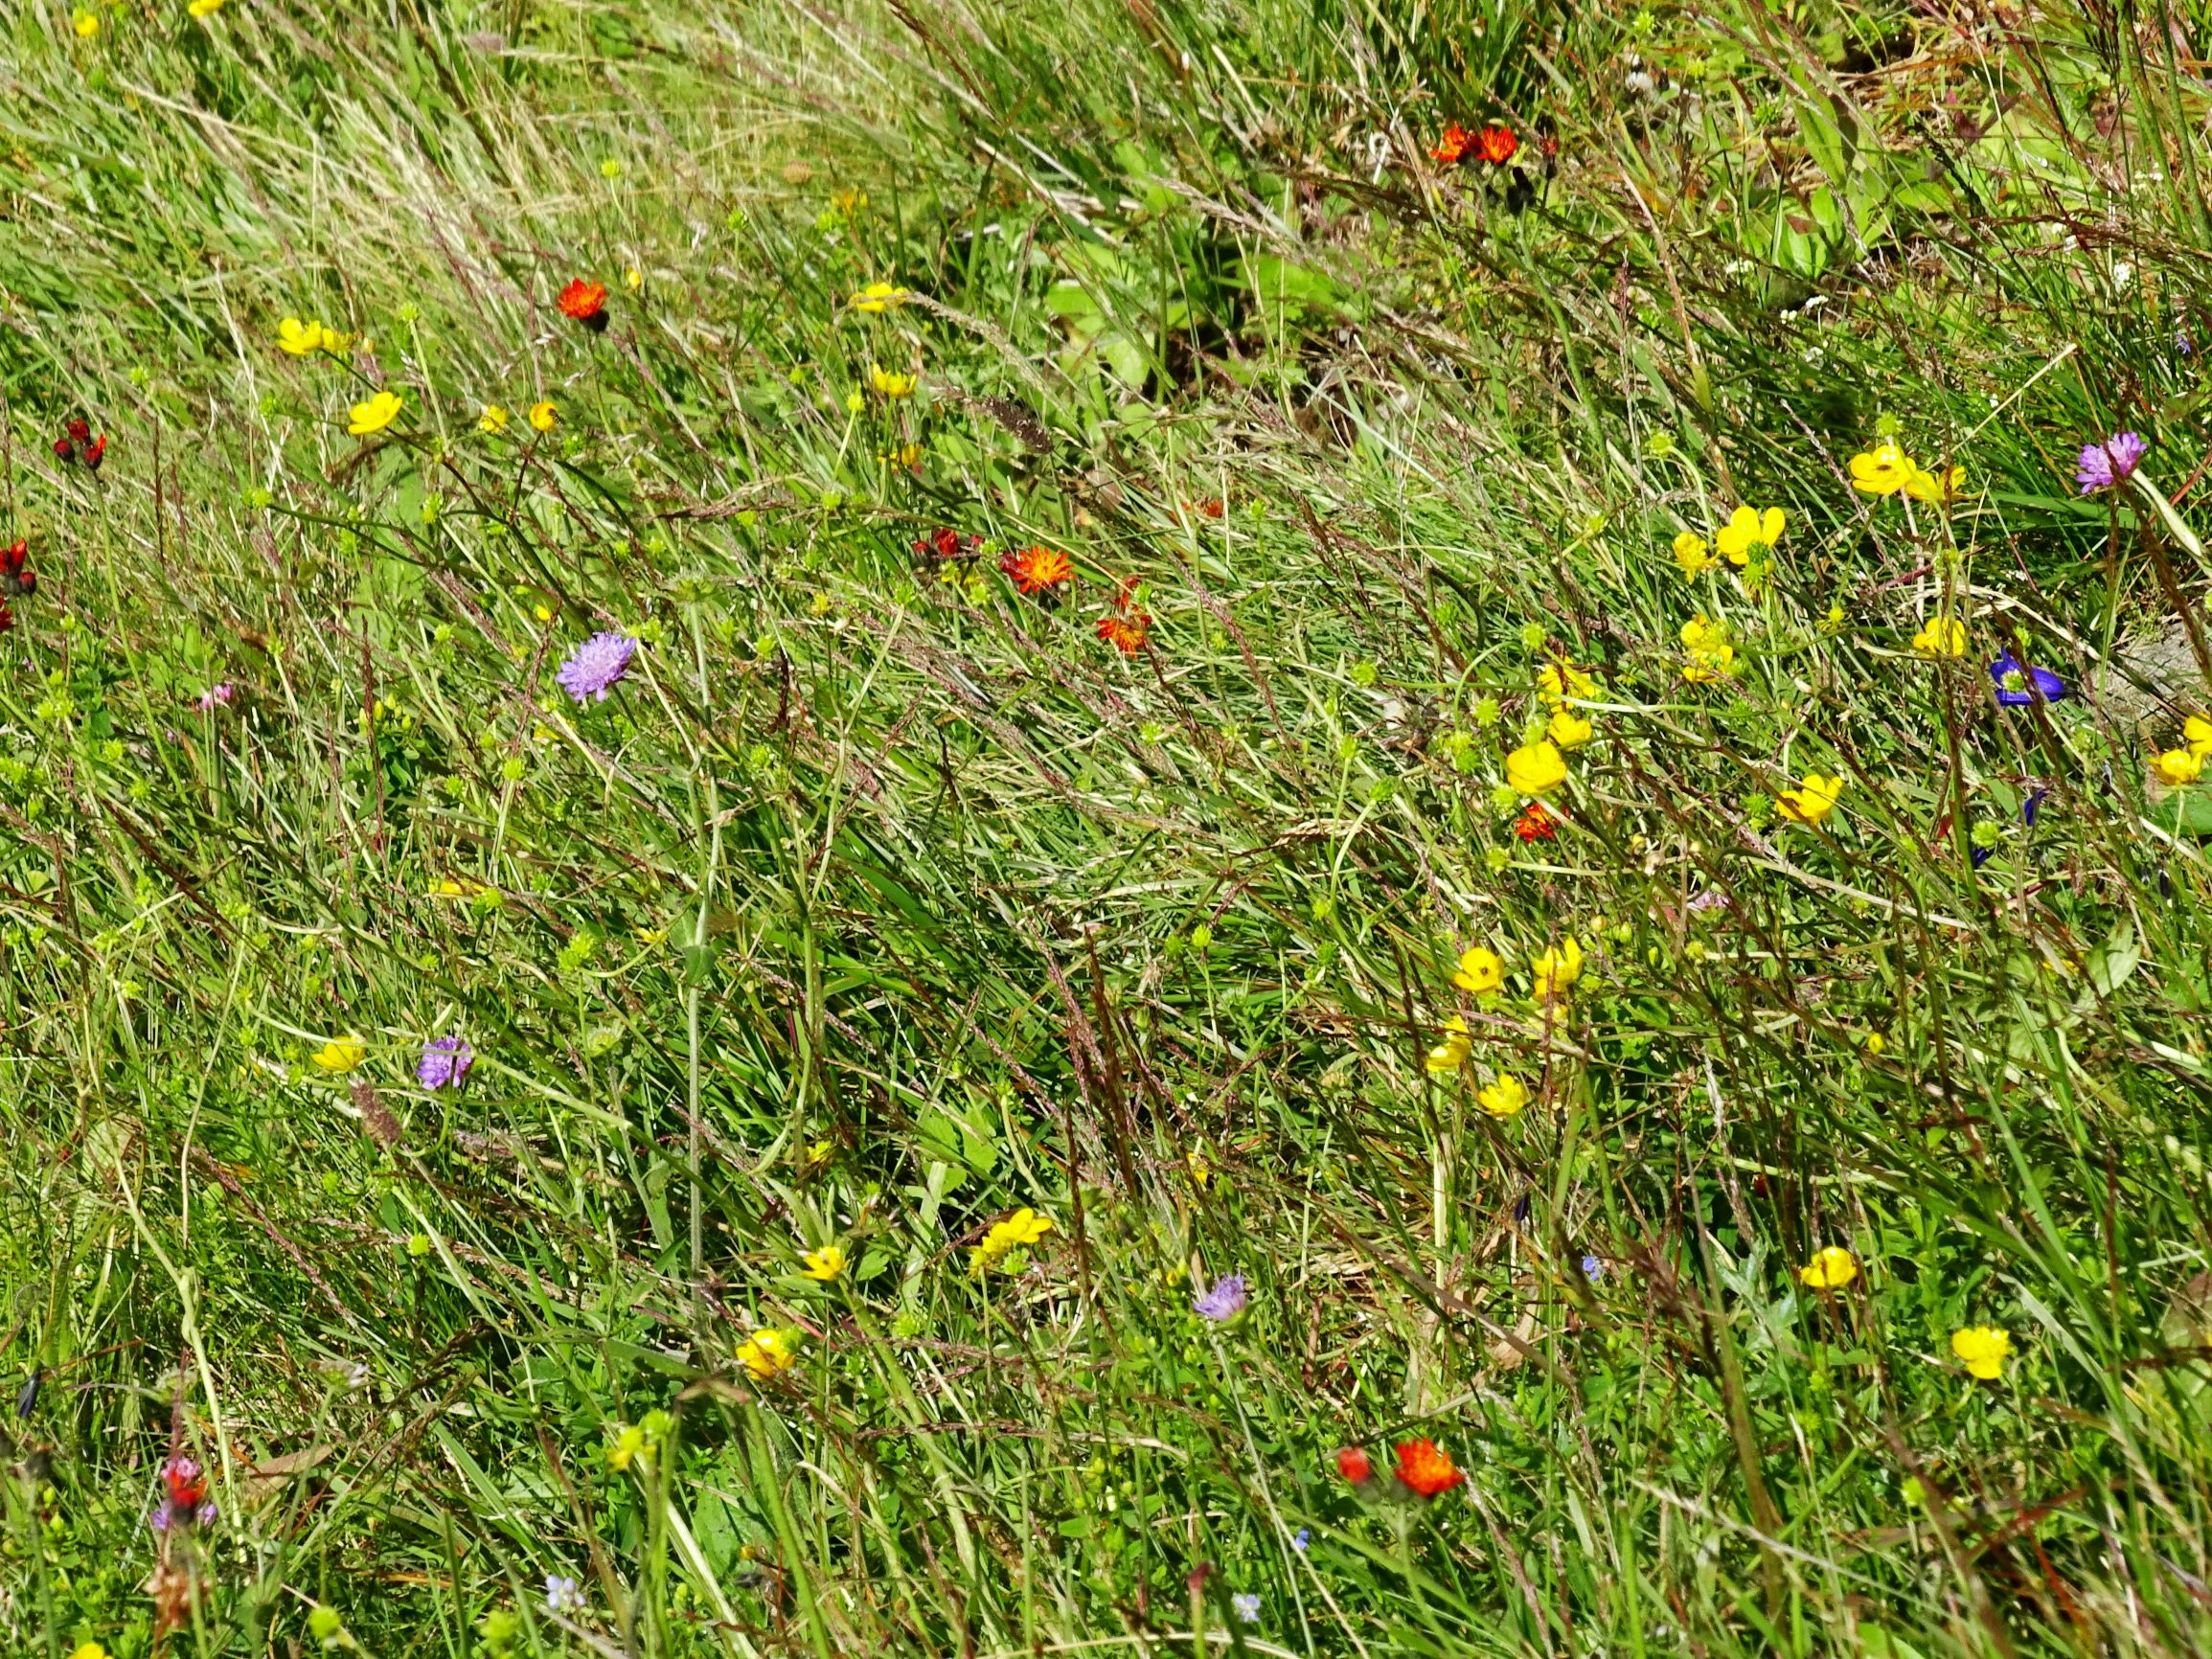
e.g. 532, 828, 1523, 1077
1334, 1445, 1373, 1485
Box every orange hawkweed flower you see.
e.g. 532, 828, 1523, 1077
559, 279, 609, 332
1512, 802, 1560, 842
1393, 1439, 1464, 1498
1474, 125, 1518, 165
1097, 612, 1150, 653
1334, 1446, 1374, 1485
1431, 125, 1473, 165
999, 545, 1073, 596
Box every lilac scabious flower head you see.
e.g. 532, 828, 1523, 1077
418, 1034, 473, 1089
1686, 888, 1728, 915
557, 631, 637, 703
2076, 431, 2147, 494
1194, 1272, 1247, 1322
1989, 652, 2065, 707
194, 683, 234, 713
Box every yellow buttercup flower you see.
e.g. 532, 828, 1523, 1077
68, 1646, 108, 1659
738, 1328, 803, 1380
1849, 443, 1914, 495
1453, 945, 1504, 994
1777, 772, 1844, 828
2186, 715, 2212, 758
1505, 740, 1567, 796
347, 391, 402, 436
970, 1207, 1054, 1276
1950, 1326, 2013, 1380
1673, 532, 1716, 580
278, 316, 325, 355
2153, 747, 2204, 786
1904, 464, 1964, 504
189, 0, 223, 14
1186, 1145, 1214, 1187
1476, 1073, 1528, 1118
1531, 937, 1583, 1001
625, 265, 643, 291
529, 400, 558, 432
869, 364, 917, 398
1546, 707, 1593, 750
852, 282, 913, 313
1714, 505, 1785, 563
72, 9, 99, 36
311, 1034, 366, 1073
1425, 1015, 1471, 1074
478, 404, 509, 434
1536, 661, 1595, 707
1912, 617, 1968, 659
1800, 1246, 1858, 1289
800, 1244, 847, 1283
1679, 613, 1736, 682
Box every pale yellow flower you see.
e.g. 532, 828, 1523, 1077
1476, 1073, 1528, 1118
1912, 617, 1969, 659
347, 390, 402, 436
311, 1034, 366, 1073
1452, 945, 1504, 994
800, 1244, 847, 1283
1800, 1246, 1858, 1289
1950, 1326, 2012, 1380
528, 400, 557, 433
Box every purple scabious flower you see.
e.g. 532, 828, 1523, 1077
1989, 652, 2065, 707
2076, 431, 2147, 494
557, 631, 637, 703
1194, 1272, 1247, 1322
418, 1034, 473, 1089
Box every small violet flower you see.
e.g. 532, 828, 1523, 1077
545, 1573, 586, 1616
1581, 1254, 1605, 1283
557, 631, 638, 703
418, 1034, 474, 1090
1194, 1272, 1247, 1322
2076, 431, 2147, 494
1231, 1593, 1261, 1625
194, 683, 234, 713
1292, 1528, 1311, 1554
1989, 653, 2065, 707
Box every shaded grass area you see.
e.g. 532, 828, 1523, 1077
4, 1, 2212, 1655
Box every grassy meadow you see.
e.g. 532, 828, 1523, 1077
7, 0, 2212, 1653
